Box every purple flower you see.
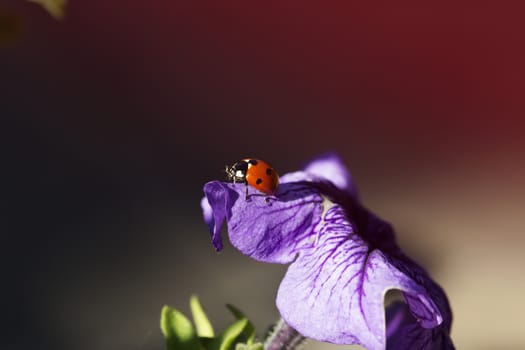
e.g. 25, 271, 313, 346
201, 154, 455, 350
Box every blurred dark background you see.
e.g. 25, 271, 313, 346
2, 1, 524, 349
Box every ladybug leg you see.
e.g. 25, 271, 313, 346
244, 181, 249, 201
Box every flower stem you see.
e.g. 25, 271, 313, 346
264, 319, 306, 350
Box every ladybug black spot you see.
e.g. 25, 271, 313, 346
248, 159, 258, 165
266, 168, 272, 175
256, 178, 263, 185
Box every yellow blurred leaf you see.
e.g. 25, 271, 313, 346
27, 0, 67, 19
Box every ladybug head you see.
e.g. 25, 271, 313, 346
225, 161, 248, 183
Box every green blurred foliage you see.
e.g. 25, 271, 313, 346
161, 297, 262, 350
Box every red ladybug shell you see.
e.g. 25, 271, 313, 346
241, 158, 279, 195
226, 158, 279, 196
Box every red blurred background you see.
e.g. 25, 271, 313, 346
2, 1, 524, 349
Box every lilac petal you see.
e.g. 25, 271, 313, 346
386, 302, 455, 350
279, 154, 356, 193
200, 196, 222, 251
201, 197, 213, 228
276, 205, 443, 350
201, 183, 230, 251
385, 301, 413, 339
202, 155, 454, 349
203, 180, 324, 263
278, 170, 317, 185
387, 254, 453, 331
303, 153, 358, 196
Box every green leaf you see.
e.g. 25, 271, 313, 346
160, 305, 202, 350
235, 343, 264, 350
27, 0, 67, 19
209, 318, 249, 350
226, 304, 256, 345
190, 295, 215, 338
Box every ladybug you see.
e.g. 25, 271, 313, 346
225, 158, 279, 200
